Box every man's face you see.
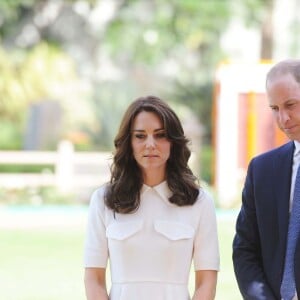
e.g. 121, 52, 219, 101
267, 73, 300, 141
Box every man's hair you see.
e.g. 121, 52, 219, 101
266, 59, 300, 86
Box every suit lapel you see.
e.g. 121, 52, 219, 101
274, 141, 294, 274
295, 240, 300, 294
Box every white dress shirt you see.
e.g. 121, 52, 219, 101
283, 141, 300, 300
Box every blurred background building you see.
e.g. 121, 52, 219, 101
0, 0, 299, 206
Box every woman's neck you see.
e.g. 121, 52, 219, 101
143, 170, 166, 187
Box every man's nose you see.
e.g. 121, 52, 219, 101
278, 109, 290, 123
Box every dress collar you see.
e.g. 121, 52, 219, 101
141, 181, 172, 202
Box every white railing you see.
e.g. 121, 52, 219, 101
0, 140, 112, 192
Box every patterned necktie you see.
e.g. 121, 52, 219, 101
281, 164, 300, 300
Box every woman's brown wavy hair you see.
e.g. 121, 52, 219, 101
105, 95, 199, 213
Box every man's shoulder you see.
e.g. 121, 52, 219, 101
254, 141, 294, 159
244, 141, 294, 181
252, 141, 294, 163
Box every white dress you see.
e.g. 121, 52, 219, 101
84, 181, 219, 300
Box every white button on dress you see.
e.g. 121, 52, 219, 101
84, 181, 219, 300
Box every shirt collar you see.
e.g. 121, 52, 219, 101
294, 141, 300, 156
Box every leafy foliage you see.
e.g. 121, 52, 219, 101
0, 0, 276, 179
0, 43, 80, 149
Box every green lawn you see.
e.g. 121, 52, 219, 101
0, 228, 86, 300
215, 213, 241, 299
0, 208, 241, 300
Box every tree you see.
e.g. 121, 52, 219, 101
0, 0, 279, 174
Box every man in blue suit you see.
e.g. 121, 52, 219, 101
233, 59, 300, 299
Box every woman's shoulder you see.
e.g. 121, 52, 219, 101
89, 183, 109, 210
194, 187, 215, 208
190, 187, 218, 222
91, 183, 107, 197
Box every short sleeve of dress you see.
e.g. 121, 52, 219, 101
83, 186, 108, 268
193, 190, 220, 271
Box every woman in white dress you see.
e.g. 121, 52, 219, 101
84, 96, 219, 300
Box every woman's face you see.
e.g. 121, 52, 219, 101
131, 111, 171, 178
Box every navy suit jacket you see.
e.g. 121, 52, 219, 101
233, 141, 300, 299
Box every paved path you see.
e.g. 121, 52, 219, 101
0, 205, 88, 229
